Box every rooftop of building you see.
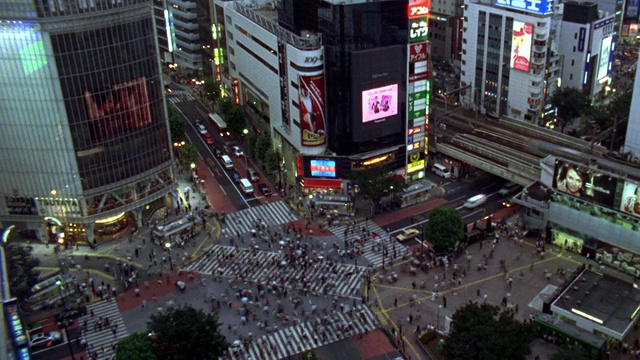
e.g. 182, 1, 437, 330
523, 182, 552, 202
313, 328, 402, 360
552, 269, 640, 338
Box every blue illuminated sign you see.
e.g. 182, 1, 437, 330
4, 300, 28, 348
495, 0, 553, 14
310, 159, 336, 177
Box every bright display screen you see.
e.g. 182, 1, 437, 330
597, 36, 612, 80
620, 181, 640, 218
362, 84, 399, 123
552, 160, 617, 207
310, 159, 336, 177
511, 21, 533, 73
495, 0, 553, 14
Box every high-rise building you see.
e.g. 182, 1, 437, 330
625, 60, 640, 160
0, 0, 176, 244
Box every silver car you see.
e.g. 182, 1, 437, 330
30, 331, 62, 348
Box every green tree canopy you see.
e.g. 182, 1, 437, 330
7, 244, 40, 302
426, 206, 465, 252
348, 167, 404, 209
226, 107, 247, 136
550, 87, 590, 131
549, 344, 592, 360
218, 97, 234, 119
148, 306, 227, 360
179, 143, 198, 171
443, 302, 535, 360
202, 76, 221, 105
167, 105, 185, 143
244, 131, 259, 158
115, 332, 157, 360
254, 135, 272, 162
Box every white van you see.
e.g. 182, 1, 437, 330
221, 155, 233, 170
239, 178, 254, 195
464, 194, 487, 209
431, 163, 451, 179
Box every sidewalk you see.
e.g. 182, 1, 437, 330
373, 198, 449, 229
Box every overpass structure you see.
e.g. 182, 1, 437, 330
431, 104, 610, 186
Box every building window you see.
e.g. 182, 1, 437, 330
573, 46, 576, 52
569, 73, 573, 80
571, 59, 574, 66
229, 46, 235, 56
225, 15, 232, 25
574, 32, 577, 39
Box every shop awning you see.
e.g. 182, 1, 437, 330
303, 178, 343, 190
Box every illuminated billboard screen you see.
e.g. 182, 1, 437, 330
362, 84, 399, 123
495, 0, 552, 14
552, 160, 617, 207
310, 159, 336, 177
408, 0, 430, 19
620, 181, 640, 218
299, 74, 326, 147
597, 36, 612, 80
511, 21, 533, 73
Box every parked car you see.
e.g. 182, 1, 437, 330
197, 124, 207, 135
213, 147, 224, 158
257, 183, 272, 196
232, 146, 244, 157
232, 170, 241, 183
30, 331, 62, 349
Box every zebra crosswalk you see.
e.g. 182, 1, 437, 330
328, 220, 409, 268
222, 200, 299, 236
184, 245, 365, 298
227, 304, 378, 360
167, 90, 196, 104
78, 300, 129, 359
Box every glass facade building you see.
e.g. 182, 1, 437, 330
0, 0, 176, 243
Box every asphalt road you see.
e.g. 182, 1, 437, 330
32, 326, 83, 360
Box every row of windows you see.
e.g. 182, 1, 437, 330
235, 25, 276, 56
236, 41, 278, 75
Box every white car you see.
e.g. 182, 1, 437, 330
498, 182, 520, 196
232, 146, 244, 158
30, 331, 62, 348
197, 124, 207, 135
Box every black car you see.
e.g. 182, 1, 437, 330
213, 147, 224, 158
232, 170, 241, 183
257, 183, 272, 196
55, 306, 87, 325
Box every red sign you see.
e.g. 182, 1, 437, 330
299, 74, 326, 147
408, 0, 430, 19
409, 42, 428, 63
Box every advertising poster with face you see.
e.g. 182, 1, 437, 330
553, 161, 617, 207
620, 181, 640, 217
299, 75, 326, 147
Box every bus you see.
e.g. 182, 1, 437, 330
25, 272, 77, 311
208, 113, 231, 138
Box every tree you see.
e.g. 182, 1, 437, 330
254, 135, 272, 164
115, 333, 157, 360
348, 167, 404, 211
218, 97, 234, 119
202, 76, 221, 105
148, 306, 227, 360
179, 143, 198, 171
6, 244, 40, 302
443, 302, 534, 360
426, 206, 465, 253
167, 105, 185, 143
263, 150, 279, 174
244, 131, 259, 158
550, 87, 590, 131
549, 344, 592, 360
226, 107, 246, 136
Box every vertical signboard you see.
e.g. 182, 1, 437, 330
406, 0, 430, 179
299, 74, 326, 147
597, 36, 613, 80
511, 21, 533, 72
278, 41, 290, 128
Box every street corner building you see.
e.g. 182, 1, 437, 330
0, 0, 178, 245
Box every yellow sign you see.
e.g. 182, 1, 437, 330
363, 154, 390, 166
407, 159, 425, 173
409, 152, 420, 162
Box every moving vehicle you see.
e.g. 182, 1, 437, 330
209, 113, 231, 138
213, 147, 224, 158
257, 183, 272, 196
30, 331, 62, 349
205, 137, 214, 145
247, 167, 259, 182
464, 194, 487, 209
396, 228, 421, 242
197, 124, 207, 135
239, 178, 254, 195
498, 182, 520, 195
231, 170, 241, 183
55, 306, 87, 326
232, 146, 244, 158
221, 155, 233, 170
431, 163, 451, 179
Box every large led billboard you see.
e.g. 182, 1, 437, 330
553, 160, 617, 207
362, 84, 399, 123
310, 159, 336, 177
511, 21, 533, 73
495, 0, 553, 14
620, 181, 640, 218
299, 74, 326, 147
597, 36, 612, 80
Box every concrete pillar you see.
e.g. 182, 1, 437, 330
132, 208, 143, 228
85, 222, 95, 246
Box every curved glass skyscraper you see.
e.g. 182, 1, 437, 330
0, 0, 176, 243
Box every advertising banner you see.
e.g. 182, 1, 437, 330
511, 21, 533, 73
362, 84, 399, 123
310, 159, 337, 177
299, 74, 326, 147
409, 42, 429, 63
409, 0, 430, 19
552, 161, 617, 207
627, 0, 639, 18
495, 0, 552, 14
597, 36, 612, 80
620, 181, 640, 218
409, 17, 429, 43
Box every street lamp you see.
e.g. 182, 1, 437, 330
436, 304, 443, 333
190, 163, 196, 171
165, 243, 173, 271
55, 278, 76, 360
